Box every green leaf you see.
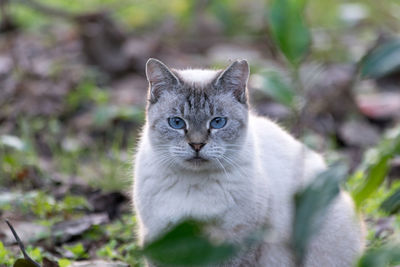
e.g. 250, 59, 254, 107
0, 241, 15, 265
360, 39, 400, 79
260, 71, 296, 107
353, 154, 391, 208
292, 162, 348, 265
63, 243, 88, 260
57, 259, 71, 267
13, 259, 40, 267
358, 245, 400, 267
380, 188, 400, 214
141, 219, 237, 266
268, 0, 311, 66
353, 131, 400, 208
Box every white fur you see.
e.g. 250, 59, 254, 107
133, 114, 365, 266
177, 69, 219, 86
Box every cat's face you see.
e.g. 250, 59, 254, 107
145, 59, 249, 171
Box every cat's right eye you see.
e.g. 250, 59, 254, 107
168, 117, 186, 129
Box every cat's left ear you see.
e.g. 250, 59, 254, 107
214, 60, 249, 104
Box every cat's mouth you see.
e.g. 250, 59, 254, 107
186, 156, 208, 163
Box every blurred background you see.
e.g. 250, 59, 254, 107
0, 0, 400, 266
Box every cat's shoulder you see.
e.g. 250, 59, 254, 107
248, 112, 326, 177
248, 112, 296, 143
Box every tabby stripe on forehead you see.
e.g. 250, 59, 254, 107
203, 94, 212, 116
179, 103, 185, 115
186, 94, 192, 110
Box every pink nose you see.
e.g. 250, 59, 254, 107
189, 143, 206, 152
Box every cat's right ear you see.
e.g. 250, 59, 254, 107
146, 58, 180, 104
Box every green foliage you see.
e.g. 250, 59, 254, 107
30, 192, 57, 218
267, 0, 311, 66
105, 215, 137, 242
63, 243, 88, 260
97, 239, 142, 267
352, 129, 400, 208
292, 162, 348, 265
67, 79, 109, 110
93, 106, 144, 127
27, 192, 89, 219
57, 258, 72, 267
380, 188, 400, 215
61, 195, 90, 214
25, 247, 43, 263
360, 39, 400, 79
0, 132, 38, 183
358, 245, 400, 267
96, 215, 142, 266
97, 239, 120, 259
141, 219, 237, 266
0, 241, 16, 266
259, 70, 296, 108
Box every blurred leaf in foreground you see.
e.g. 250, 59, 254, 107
353, 130, 400, 208
360, 39, 400, 79
268, 0, 311, 66
260, 70, 296, 108
13, 259, 41, 267
358, 245, 400, 267
6, 220, 41, 267
141, 219, 237, 266
380, 188, 400, 215
292, 162, 348, 265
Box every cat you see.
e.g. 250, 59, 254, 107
133, 58, 365, 267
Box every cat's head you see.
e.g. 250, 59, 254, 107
145, 58, 249, 171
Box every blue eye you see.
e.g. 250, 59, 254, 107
210, 117, 227, 129
168, 117, 186, 129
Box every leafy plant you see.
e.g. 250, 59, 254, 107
63, 243, 88, 260
358, 245, 400, 267
0, 241, 16, 266
380, 188, 400, 215
360, 39, 400, 79
259, 70, 296, 108
141, 219, 237, 266
352, 129, 400, 208
267, 0, 311, 67
292, 162, 348, 265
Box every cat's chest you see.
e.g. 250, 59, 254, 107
139, 170, 251, 227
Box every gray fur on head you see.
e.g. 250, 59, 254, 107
144, 58, 250, 171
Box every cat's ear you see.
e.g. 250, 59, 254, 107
214, 60, 249, 104
146, 58, 180, 103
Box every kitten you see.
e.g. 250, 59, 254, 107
133, 58, 365, 266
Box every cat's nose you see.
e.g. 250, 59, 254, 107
189, 142, 206, 152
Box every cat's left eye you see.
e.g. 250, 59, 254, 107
210, 117, 227, 129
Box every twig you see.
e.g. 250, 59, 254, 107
5, 219, 41, 267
